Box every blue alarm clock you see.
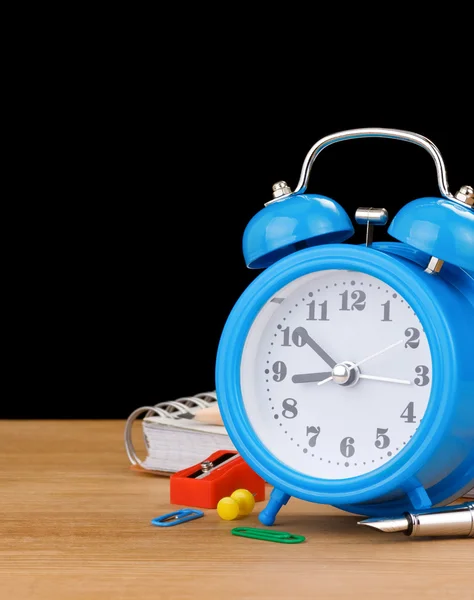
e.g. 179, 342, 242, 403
215, 128, 474, 525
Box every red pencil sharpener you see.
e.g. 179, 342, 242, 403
170, 450, 266, 509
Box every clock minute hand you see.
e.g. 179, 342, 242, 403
292, 372, 332, 383
295, 327, 337, 369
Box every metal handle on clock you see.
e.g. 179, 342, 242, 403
265, 128, 455, 206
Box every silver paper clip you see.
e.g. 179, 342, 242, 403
151, 509, 204, 527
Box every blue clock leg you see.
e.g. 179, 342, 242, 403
258, 488, 291, 526
404, 477, 433, 511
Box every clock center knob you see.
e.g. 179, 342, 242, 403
332, 361, 360, 387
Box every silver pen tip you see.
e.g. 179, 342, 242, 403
357, 516, 409, 533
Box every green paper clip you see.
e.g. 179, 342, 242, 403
231, 527, 305, 544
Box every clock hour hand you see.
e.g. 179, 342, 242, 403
292, 372, 333, 383
294, 327, 337, 369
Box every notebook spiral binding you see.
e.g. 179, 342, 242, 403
124, 391, 217, 468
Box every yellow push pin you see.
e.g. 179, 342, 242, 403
231, 489, 255, 515
217, 489, 256, 521
217, 496, 240, 521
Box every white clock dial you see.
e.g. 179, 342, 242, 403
240, 270, 432, 480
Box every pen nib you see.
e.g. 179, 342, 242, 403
357, 516, 409, 533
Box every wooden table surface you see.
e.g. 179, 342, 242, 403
0, 420, 472, 600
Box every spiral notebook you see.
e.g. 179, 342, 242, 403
124, 390, 235, 474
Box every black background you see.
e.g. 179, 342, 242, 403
6, 101, 473, 418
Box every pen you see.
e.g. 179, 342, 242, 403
358, 502, 474, 538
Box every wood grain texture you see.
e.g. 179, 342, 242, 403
0, 420, 472, 600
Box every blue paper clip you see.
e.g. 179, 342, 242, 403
151, 509, 204, 527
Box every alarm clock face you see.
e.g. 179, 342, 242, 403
240, 269, 433, 480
